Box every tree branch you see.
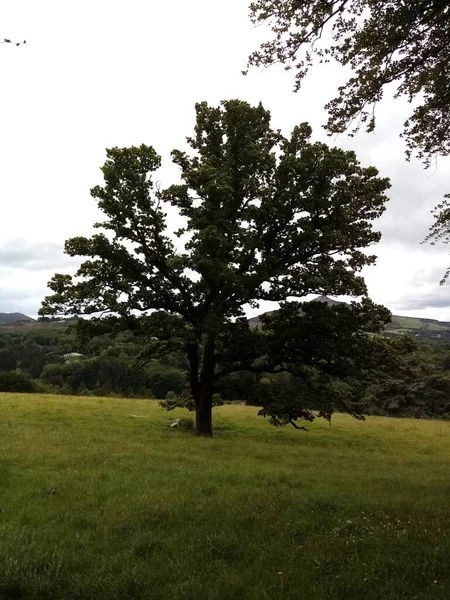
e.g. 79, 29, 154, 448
289, 419, 308, 431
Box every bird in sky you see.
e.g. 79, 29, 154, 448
1, 39, 26, 46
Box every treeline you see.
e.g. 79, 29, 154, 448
0, 326, 449, 419
0, 328, 185, 399
0, 327, 251, 401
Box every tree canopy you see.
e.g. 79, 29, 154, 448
2, 322, 448, 419
40, 99, 400, 436
247, 1, 450, 270
247, 1, 450, 165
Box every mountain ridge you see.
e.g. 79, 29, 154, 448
0, 312, 35, 325
2, 299, 450, 341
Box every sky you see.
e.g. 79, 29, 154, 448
1, 0, 450, 320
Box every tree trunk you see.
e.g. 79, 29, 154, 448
195, 393, 213, 437
195, 336, 215, 437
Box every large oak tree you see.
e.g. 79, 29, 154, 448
40, 100, 397, 436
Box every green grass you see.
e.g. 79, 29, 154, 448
389, 316, 446, 332
0, 394, 449, 600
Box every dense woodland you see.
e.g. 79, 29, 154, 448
0, 324, 449, 421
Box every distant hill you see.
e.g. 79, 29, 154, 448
247, 295, 346, 329
248, 296, 450, 342
0, 312, 35, 325
308, 295, 346, 307
3, 298, 450, 342
386, 314, 450, 341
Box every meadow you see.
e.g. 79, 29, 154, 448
0, 393, 449, 599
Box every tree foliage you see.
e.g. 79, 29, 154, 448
247, 1, 450, 272
248, 301, 415, 428
2, 325, 448, 419
40, 99, 395, 435
423, 191, 450, 283
365, 345, 450, 418
0, 370, 37, 393
247, 1, 450, 164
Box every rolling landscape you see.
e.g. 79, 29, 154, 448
4, 298, 450, 341
246, 296, 450, 341
385, 315, 450, 339
2, 1, 450, 598
0, 313, 35, 325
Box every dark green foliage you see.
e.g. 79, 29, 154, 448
0, 371, 38, 393
215, 370, 256, 401
40, 100, 395, 435
250, 340, 450, 421
141, 361, 185, 399
240, 299, 415, 425
0, 325, 449, 418
38, 353, 182, 399
0, 328, 184, 399
253, 372, 364, 430
252, 373, 317, 429
247, 1, 450, 276
0, 349, 17, 372
365, 345, 450, 418
160, 390, 224, 412
247, 0, 450, 164
17, 342, 46, 378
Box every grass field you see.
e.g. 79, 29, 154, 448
0, 394, 449, 600
388, 316, 447, 332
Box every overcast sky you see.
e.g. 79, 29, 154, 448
1, 0, 450, 320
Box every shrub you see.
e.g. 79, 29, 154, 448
145, 362, 186, 398
160, 390, 223, 412
0, 370, 38, 393
78, 387, 94, 397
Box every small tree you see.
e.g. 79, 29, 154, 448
40, 99, 395, 436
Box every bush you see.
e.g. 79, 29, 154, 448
78, 387, 94, 397
160, 390, 224, 412
215, 370, 256, 400
145, 362, 186, 398
0, 370, 38, 393
160, 389, 195, 411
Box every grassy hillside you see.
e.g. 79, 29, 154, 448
0, 394, 449, 599
390, 316, 441, 330
386, 314, 450, 340
0, 312, 34, 326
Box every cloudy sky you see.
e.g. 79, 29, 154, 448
1, 0, 450, 320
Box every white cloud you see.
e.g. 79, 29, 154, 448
0, 239, 77, 270
0, 0, 449, 318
